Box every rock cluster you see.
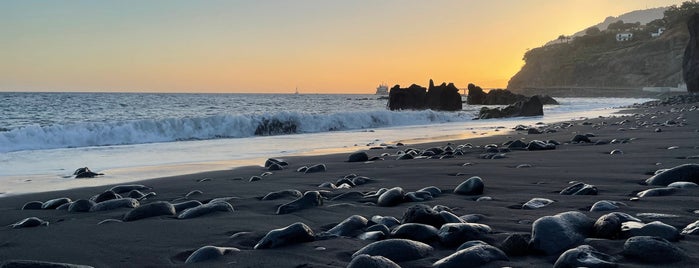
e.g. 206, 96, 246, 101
387, 79, 462, 111
478, 95, 545, 119
467, 84, 558, 105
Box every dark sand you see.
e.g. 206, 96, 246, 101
1, 98, 699, 267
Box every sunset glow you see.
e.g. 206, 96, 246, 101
0, 0, 688, 93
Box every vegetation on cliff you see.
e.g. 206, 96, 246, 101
507, 1, 699, 96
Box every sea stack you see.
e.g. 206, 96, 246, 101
387, 80, 461, 111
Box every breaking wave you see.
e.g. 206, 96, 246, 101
0, 110, 476, 152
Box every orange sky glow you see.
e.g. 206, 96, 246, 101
0, 0, 689, 94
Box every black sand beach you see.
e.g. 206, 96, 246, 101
1, 96, 699, 267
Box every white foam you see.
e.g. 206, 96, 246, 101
0, 109, 486, 153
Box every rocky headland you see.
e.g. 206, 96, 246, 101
507, 3, 699, 97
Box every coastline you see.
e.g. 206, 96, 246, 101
0, 97, 648, 197
1, 97, 698, 267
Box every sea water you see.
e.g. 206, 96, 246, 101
0, 92, 651, 196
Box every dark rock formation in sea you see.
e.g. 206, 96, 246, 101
467, 84, 558, 105
683, 13, 699, 93
426, 80, 463, 111
388, 84, 426, 110
466, 84, 487, 105
478, 96, 544, 119
388, 80, 461, 111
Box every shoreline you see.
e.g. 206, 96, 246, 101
1, 96, 698, 267
0, 98, 647, 198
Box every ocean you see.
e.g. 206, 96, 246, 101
0, 92, 651, 196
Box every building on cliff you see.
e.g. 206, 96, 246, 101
651, 27, 666, 38
616, 32, 633, 41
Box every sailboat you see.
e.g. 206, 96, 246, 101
294, 87, 299, 95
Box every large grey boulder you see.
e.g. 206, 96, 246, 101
529, 211, 595, 255
645, 163, 699, 186
621, 221, 680, 241
622, 236, 687, 263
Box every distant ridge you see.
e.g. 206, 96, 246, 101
544, 7, 667, 46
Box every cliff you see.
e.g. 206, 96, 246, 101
507, 5, 696, 97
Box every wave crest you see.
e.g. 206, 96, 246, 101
0, 110, 475, 152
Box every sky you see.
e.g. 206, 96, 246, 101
0, 0, 689, 94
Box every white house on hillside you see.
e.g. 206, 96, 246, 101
616, 32, 633, 41
651, 27, 666, 38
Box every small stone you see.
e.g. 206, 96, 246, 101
681, 220, 699, 235
254, 222, 315, 249
453, 176, 485, 195
522, 198, 554, 209
590, 200, 622, 212
351, 239, 433, 263
476, 196, 492, 201
348, 151, 370, 162
667, 181, 698, 188
401, 204, 445, 228
438, 223, 492, 247
433, 244, 508, 268
377, 187, 404, 207
610, 149, 624, 155
572, 134, 592, 143
636, 187, 677, 197
21, 201, 43, 210
553, 245, 616, 268
390, 223, 439, 243
499, 233, 530, 256
560, 182, 597, 195
267, 163, 284, 171
304, 164, 326, 173
185, 245, 239, 264
11, 217, 49, 229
